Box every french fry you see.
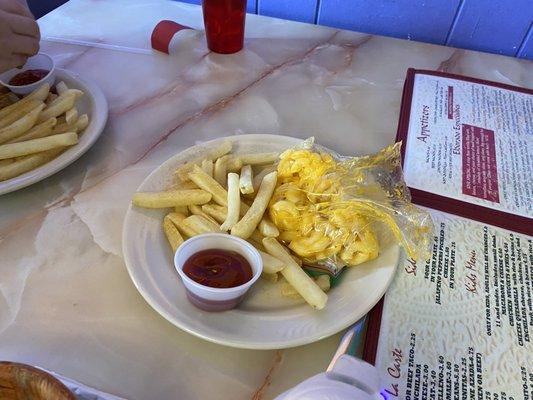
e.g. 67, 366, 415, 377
0, 93, 15, 109
0, 104, 44, 144
231, 171, 278, 239
250, 229, 266, 244
214, 156, 228, 187
65, 107, 78, 125
167, 180, 198, 191
132, 189, 211, 208
188, 204, 218, 224
6, 93, 18, 102
226, 156, 243, 172
0, 158, 13, 167
281, 275, 330, 299
7, 118, 56, 144
0, 84, 49, 122
258, 250, 285, 274
262, 273, 279, 283
0, 132, 77, 160
174, 206, 189, 215
229, 152, 279, 168
185, 214, 221, 234
0, 99, 42, 129
76, 114, 89, 132
167, 212, 198, 237
263, 238, 328, 310
291, 254, 303, 267
0, 148, 62, 181
38, 92, 75, 123
253, 165, 276, 192
45, 93, 58, 105
25, 83, 50, 101
56, 81, 68, 95
201, 203, 227, 224
188, 165, 228, 206
201, 159, 213, 177
163, 215, 184, 252
248, 238, 266, 252
258, 218, 280, 238
62, 88, 84, 99
220, 172, 240, 232
175, 140, 232, 181
53, 114, 89, 135
239, 165, 254, 194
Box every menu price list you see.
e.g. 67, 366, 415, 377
388, 333, 533, 400
376, 210, 532, 399
422, 222, 532, 347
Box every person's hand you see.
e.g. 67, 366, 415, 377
0, 0, 40, 73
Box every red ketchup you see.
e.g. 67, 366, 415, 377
202, 0, 246, 54
8, 69, 49, 86
183, 249, 253, 288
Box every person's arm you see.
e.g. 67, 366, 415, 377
0, 0, 40, 73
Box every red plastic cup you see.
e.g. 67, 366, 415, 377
202, 0, 246, 54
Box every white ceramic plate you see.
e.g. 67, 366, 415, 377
122, 135, 400, 349
0, 69, 108, 195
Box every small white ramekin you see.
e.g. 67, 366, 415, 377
0, 53, 56, 95
174, 233, 263, 312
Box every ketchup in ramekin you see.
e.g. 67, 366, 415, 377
8, 69, 50, 86
183, 249, 253, 289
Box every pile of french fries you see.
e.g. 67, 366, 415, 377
0, 82, 90, 182
132, 141, 330, 310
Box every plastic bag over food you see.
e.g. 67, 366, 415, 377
268, 138, 434, 275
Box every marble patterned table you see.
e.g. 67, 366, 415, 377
0, 1, 531, 399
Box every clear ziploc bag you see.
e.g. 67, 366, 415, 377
268, 138, 434, 275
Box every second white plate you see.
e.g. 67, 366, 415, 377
122, 135, 400, 349
0, 69, 108, 195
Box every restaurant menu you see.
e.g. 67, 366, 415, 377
369, 70, 533, 399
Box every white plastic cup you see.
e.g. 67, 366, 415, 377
174, 233, 263, 311
0, 53, 56, 95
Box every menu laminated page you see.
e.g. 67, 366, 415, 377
368, 70, 533, 399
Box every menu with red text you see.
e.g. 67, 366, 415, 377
375, 209, 532, 399
397, 70, 532, 234
371, 71, 533, 399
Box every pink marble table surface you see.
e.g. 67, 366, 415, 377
0, 1, 531, 399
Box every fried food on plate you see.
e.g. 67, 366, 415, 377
0, 99, 42, 129
188, 204, 218, 225
0, 149, 62, 182
263, 237, 327, 310
7, 117, 56, 144
258, 249, 285, 274
163, 214, 184, 252
166, 212, 198, 238
185, 214, 221, 234
174, 140, 232, 181
220, 172, 240, 232
0, 82, 91, 181
188, 164, 228, 206
281, 275, 330, 299
213, 155, 228, 188
132, 189, 211, 208
0, 132, 77, 160
239, 165, 253, 194
258, 217, 279, 238
201, 159, 213, 177
231, 171, 277, 239
0, 103, 44, 144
